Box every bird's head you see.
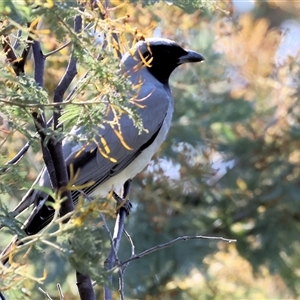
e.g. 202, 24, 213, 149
122, 38, 204, 86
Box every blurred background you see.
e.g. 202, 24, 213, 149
1, 0, 300, 299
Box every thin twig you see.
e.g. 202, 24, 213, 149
121, 229, 135, 273
0, 141, 31, 174
0, 98, 103, 108
119, 235, 237, 268
12, 29, 22, 49
104, 210, 127, 300
124, 229, 135, 257
112, 32, 122, 60
63, 49, 103, 103
38, 287, 53, 300
57, 283, 64, 300
44, 41, 71, 57
118, 269, 125, 300
101, 0, 122, 60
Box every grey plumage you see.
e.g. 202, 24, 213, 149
2, 38, 204, 239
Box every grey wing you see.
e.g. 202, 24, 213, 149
9, 87, 170, 232
65, 87, 171, 197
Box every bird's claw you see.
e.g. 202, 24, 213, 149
113, 192, 132, 216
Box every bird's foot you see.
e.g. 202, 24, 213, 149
113, 192, 132, 216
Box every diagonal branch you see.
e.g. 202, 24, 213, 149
119, 235, 237, 268
44, 41, 71, 58
0, 141, 31, 175
30, 37, 61, 190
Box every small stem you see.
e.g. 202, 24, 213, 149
44, 41, 71, 58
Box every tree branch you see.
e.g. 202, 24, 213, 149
32, 40, 45, 86
30, 28, 62, 190
38, 287, 53, 300
57, 284, 64, 300
32, 111, 58, 188
1, 36, 19, 75
119, 235, 237, 268
0, 141, 31, 174
76, 271, 96, 300
104, 180, 131, 300
44, 41, 71, 58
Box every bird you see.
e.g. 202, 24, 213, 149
0, 37, 204, 261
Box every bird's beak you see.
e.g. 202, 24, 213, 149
179, 50, 205, 64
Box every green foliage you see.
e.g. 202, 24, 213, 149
0, 203, 25, 237
57, 206, 109, 283
0, 0, 33, 25
131, 0, 218, 14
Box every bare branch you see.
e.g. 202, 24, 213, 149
44, 41, 71, 58
12, 30, 22, 49
30, 41, 49, 183
118, 268, 125, 300
31, 110, 58, 189
57, 284, 64, 300
121, 229, 135, 274
124, 229, 135, 257
119, 235, 237, 268
31, 40, 45, 86
104, 179, 131, 300
38, 287, 53, 300
76, 272, 96, 300
0, 141, 31, 174
112, 32, 122, 60
50, 14, 83, 218
100, 0, 122, 60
